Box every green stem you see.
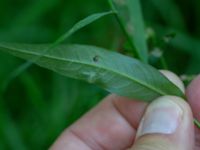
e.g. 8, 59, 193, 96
180, 74, 197, 83
108, 0, 141, 60
160, 56, 168, 70
194, 119, 200, 128
183, 98, 200, 129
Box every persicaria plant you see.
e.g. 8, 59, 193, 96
1, 0, 200, 128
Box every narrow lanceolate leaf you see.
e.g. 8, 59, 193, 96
0, 43, 183, 102
52, 11, 114, 46
1, 11, 114, 90
109, 0, 148, 63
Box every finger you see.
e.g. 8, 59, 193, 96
186, 75, 200, 149
108, 70, 184, 130
50, 70, 184, 150
186, 75, 200, 121
50, 95, 147, 150
130, 96, 194, 150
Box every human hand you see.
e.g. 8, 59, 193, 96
50, 71, 200, 150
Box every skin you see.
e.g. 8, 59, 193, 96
50, 73, 200, 150
186, 76, 200, 150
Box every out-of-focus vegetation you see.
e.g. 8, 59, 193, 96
0, 0, 199, 149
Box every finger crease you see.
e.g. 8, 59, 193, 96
69, 129, 107, 150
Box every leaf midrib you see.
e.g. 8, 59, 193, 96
0, 45, 166, 96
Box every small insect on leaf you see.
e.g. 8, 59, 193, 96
93, 55, 100, 62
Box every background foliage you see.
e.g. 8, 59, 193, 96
0, 0, 199, 149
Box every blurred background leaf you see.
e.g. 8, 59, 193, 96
109, 0, 148, 62
0, 0, 199, 149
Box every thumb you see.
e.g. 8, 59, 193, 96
131, 96, 194, 150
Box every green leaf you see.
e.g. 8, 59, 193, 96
0, 43, 183, 102
1, 11, 114, 91
51, 11, 114, 46
109, 0, 148, 62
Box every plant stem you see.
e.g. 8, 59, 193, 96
160, 56, 168, 70
194, 119, 200, 128
108, 0, 141, 60
180, 74, 197, 83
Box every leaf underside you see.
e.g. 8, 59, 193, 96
0, 43, 183, 102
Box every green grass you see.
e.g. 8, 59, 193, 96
0, 0, 200, 149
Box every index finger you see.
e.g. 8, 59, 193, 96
186, 75, 200, 121
50, 95, 147, 150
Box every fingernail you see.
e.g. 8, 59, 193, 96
137, 98, 183, 137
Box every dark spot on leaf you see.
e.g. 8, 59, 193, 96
93, 55, 100, 62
